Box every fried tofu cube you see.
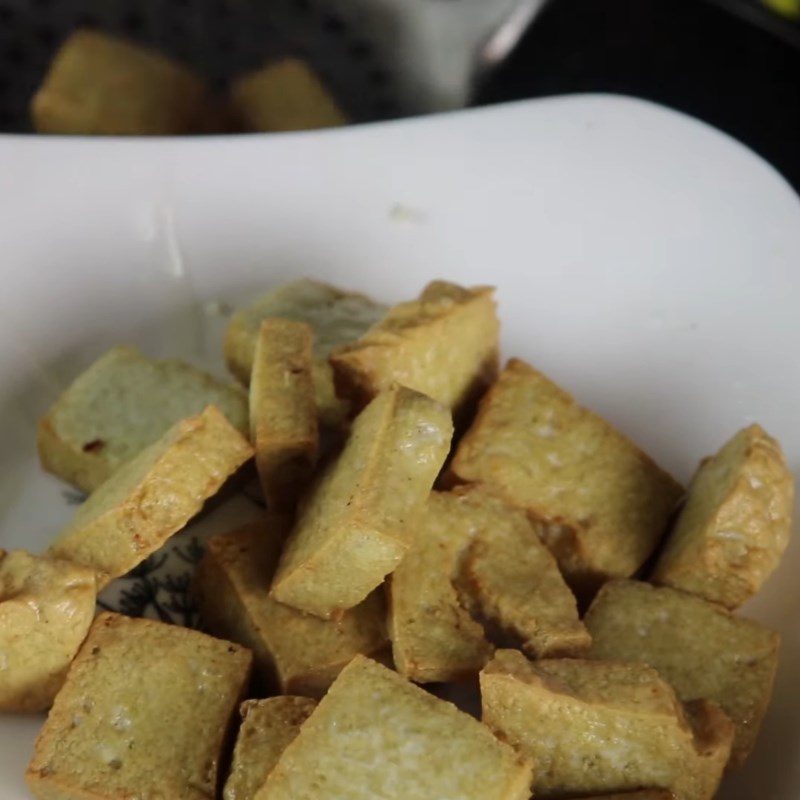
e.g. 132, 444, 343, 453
26, 613, 252, 800
481, 650, 732, 800
456, 485, 591, 658
31, 30, 209, 135
331, 280, 499, 415
231, 58, 347, 133
652, 424, 794, 608
224, 696, 316, 800
585, 579, 779, 767
37, 345, 249, 493
194, 519, 387, 696
388, 492, 494, 683
256, 655, 533, 800
450, 359, 683, 593
271, 386, 452, 618
49, 406, 253, 588
389, 486, 588, 682
224, 279, 386, 427
0, 550, 96, 712
250, 319, 318, 511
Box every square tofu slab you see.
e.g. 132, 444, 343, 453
230, 58, 347, 133
250, 319, 319, 511
0, 550, 96, 712
652, 424, 794, 608
32, 30, 209, 135
450, 358, 683, 593
224, 696, 316, 800
38, 345, 249, 493
256, 655, 533, 800
331, 280, 499, 414
480, 650, 732, 800
194, 518, 387, 696
585, 579, 779, 767
49, 406, 253, 588
271, 386, 452, 618
224, 279, 386, 427
389, 491, 494, 683
26, 613, 252, 800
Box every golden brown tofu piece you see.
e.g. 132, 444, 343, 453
224, 279, 387, 427
389, 486, 587, 681
26, 613, 252, 800
388, 492, 494, 683
32, 30, 209, 135
652, 424, 794, 608
231, 58, 347, 133
256, 655, 533, 800
450, 359, 683, 593
250, 319, 318, 511
37, 345, 249, 493
457, 485, 591, 658
480, 650, 733, 800
331, 280, 499, 415
585, 579, 779, 767
224, 696, 316, 800
0, 550, 96, 712
49, 406, 253, 588
271, 386, 452, 618
194, 519, 387, 696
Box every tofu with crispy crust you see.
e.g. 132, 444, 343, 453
480, 650, 733, 800
250, 319, 318, 511
48, 406, 253, 588
194, 518, 387, 697
37, 345, 249, 493
256, 655, 533, 800
652, 424, 794, 608
389, 485, 588, 682
224, 696, 316, 800
0, 550, 96, 712
26, 613, 252, 800
32, 30, 209, 135
270, 386, 452, 618
330, 280, 499, 415
450, 359, 683, 593
231, 58, 347, 133
585, 579, 779, 767
457, 485, 591, 658
388, 491, 494, 683
224, 279, 386, 427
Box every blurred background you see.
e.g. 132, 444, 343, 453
0, 0, 797, 187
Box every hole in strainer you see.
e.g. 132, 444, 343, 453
321, 13, 345, 35
36, 26, 58, 50
74, 13, 99, 29
348, 40, 372, 61
367, 67, 390, 88
4, 43, 26, 67
122, 10, 146, 36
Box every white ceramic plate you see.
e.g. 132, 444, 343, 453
1, 95, 798, 799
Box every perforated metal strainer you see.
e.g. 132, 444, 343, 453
0, 0, 546, 133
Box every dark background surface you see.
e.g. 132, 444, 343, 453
477, 0, 800, 192
1, 0, 797, 191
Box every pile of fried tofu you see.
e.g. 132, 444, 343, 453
1, 277, 794, 800
32, 29, 347, 136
